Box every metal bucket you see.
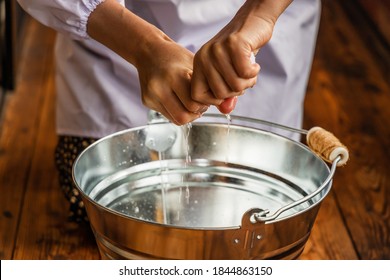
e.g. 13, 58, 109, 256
73, 113, 348, 259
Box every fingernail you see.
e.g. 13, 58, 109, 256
232, 96, 238, 107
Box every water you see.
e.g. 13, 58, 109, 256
97, 159, 309, 227
153, 117, 230, 223
122, 115, 232, 225
183, 122, 192, 165
182, 123, 192, 205
225, 114, 232, 163
158, 151, 168, 224
144, 122, 178, 223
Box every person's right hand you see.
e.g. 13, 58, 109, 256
87, 0, 208, 125
133, 36, 209, 125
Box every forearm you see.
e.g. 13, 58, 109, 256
233, 0, 293, 48
86, 0, 170, 67
245, 0, 293, 24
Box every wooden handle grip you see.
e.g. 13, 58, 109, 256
306, 127, 349, 166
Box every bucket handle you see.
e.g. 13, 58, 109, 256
148, 111, 350, 166
202, 113, 349, 166
253, 155, 340, 222
200, 114, 349, 222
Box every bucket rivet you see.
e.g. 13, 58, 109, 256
256, 235, 262, 240
234, 239, 240, 244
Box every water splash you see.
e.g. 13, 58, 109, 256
182, 123, 192, 205
225, 114, 232, 163
158, 151, 168, 224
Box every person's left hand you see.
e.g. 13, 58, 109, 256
191, 0, 280, 114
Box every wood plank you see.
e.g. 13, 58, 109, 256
339, 0, 390, 83
0, 17, 99, 259
300, 192, 358, 260
12, 46, 99, 259
0, 16, 55, 260
303, 0, 390, 259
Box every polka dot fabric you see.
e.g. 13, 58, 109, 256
55, 136, 97, 222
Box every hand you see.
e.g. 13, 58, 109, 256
87, 0, 208, 125
191, 0, 292, 114
135, 36, 208, 125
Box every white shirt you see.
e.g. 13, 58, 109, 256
17, 0, 321, 139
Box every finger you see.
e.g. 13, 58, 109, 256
213, 50, 258, 92
162, 91, 201, 125
153, 105, 173, 123
191, 67, 224, 106
217, 96, 238, 114
217, 59, 258, 92
230, 48, 260, 79
173, 70, 209, 114
143, 93, 173, 123
204, 63, 238, 100
179, 95, 209, 115
143, 85, 199, 125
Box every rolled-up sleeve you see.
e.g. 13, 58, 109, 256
17, 0, 109, 39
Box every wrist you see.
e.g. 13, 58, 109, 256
243, 0, 292, 23
232, 0, 292, 49
131, 28, 173, 70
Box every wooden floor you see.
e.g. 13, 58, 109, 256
1, 0, 389, 260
